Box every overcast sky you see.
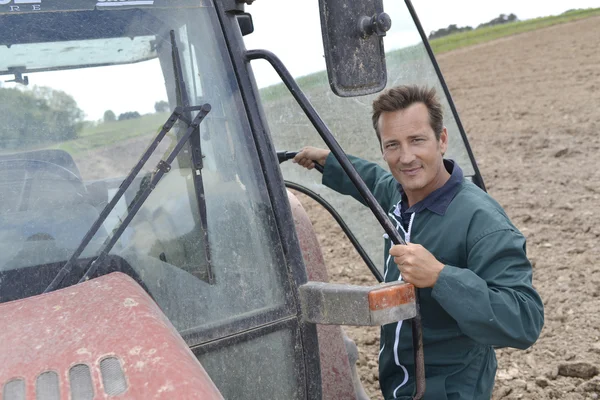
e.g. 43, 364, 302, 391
5, 0, 597, 120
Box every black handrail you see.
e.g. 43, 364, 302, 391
284, 180, 384, 283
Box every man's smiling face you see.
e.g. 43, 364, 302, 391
379, 102, 449, 205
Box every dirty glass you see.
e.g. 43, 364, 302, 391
197, 327, 304, 399
0, 4, 291, 344
245, 0, 478, 277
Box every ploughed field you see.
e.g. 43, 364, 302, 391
299, 16, 600, 399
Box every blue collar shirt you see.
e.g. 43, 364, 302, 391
394, 159, 463, 230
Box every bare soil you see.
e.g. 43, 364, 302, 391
299, 16, 600, 400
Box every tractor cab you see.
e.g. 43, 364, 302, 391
0, 1, 482, 399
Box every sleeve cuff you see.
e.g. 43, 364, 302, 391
431, 264, 482, 303
322, 152, 343, 189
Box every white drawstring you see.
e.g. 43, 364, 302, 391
405, 212, 415, 244
383, 202, 415, 395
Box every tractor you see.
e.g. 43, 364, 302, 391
0, 0, 485, 399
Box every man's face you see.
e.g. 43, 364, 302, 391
378, 103, 448, 200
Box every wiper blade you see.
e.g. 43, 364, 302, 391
169, 30, 214, 284
79, 106, 211, 285
43, 104, 211, 294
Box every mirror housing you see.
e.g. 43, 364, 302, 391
299, 281, 416, 326
319, 0, 391, 97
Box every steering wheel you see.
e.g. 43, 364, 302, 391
0, 159, 87, 211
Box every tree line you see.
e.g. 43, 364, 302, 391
0, 86, 84, 149
428, 13, 518, 40
0, 85, 170, 149
103, 101, 169, 123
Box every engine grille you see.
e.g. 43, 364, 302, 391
2, 379, 24, 400
2, 357, 128, 400
36, 372, 59, 400
69, 364, 94, 400
100, 357, 127, 396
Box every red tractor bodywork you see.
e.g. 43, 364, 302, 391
287, 191, 359, 400
0, 273, 222, 399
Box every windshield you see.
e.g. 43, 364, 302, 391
0, 2, 293, 347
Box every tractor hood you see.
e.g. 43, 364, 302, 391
0, 272, 223, 399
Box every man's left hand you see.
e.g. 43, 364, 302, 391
390, 243, 445, 288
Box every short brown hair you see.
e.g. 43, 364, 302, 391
371, 85, 444, 144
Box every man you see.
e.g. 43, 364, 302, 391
293, 85, 544, 399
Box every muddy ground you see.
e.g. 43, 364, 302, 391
298, 16, 600, 400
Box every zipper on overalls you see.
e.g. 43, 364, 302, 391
384, 203, 415, 243
384, 203, 415, 281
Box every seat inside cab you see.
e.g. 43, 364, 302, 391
0, 149, 109, 272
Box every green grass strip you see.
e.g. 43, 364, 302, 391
429, 8, 600, 54
56, 112, 171, 155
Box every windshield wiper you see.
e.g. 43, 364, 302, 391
169, 30, 214, 285
43, 104, 211, 293
44, 31, 212, 293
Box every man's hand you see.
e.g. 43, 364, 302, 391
390, 243, 444, 288
293, 146, 330, 170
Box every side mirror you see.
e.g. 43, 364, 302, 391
319, 0, 391, 97
299, 281, 416, 326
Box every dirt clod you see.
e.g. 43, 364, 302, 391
513, 379, 528, 389
558, 363, 599, 379
536, 378, 550, 388
576, 378, 600, 393
492, 386, 512, 400
554, 148, 569, 157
